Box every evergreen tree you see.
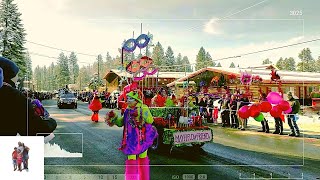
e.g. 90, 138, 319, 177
276, 57, 285, 70
175, 53, 183, 71
151, 42, 165, 67
229, 62, 236, 68
33, 65, 41, 91
216, 62, 222, 67
205, 52, 214, 67
95, 54, 104, 79
316, 56, 320, 73
182, 56, 192, 72
283, 57, 296, 71
262, 58, 272, 65
25, 52, 32, 81
164, 46, 175, 72
195, 47, 206, 70
41, 66, 47, 90
69, 52, 79, 84
0, 0, 27, 77
47, 62, 55, 91
297, 48, 316, 72
105, 52, 114, 70
57, 52, 70, 88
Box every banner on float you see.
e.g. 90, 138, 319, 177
173, 130, 212, 145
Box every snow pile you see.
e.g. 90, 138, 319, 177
44, 143, 82, 157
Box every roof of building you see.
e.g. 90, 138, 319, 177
167, 66, 320, 87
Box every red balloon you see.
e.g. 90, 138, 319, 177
270, 105, 282, 118
259, 101, 272, 112
249, 104, 261, 118
278, 100, 290, 111
238, 105, 250, 119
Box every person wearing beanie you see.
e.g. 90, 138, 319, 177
287, 92, 301, 137
105, 89, 158, 180
0, 56, 57, 136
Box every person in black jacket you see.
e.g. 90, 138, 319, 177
0, 57, 57, 136
287, 92, 301, 137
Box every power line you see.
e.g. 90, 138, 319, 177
28, 52, 91, 64
26, 40, 98, 57
29, 37, 320, 68
155, 37, 320, 68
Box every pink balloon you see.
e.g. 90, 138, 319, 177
267, 92, 283, 104
284, 107, 292, 114
238, 105, 250, 119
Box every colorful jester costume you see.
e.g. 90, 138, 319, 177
106, 91, 158, 180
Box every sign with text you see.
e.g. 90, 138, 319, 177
173, 130, 212, 145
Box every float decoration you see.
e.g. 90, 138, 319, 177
218, 74, 226, 87
211, 76, 219, 86
270, 69, 280, 82
252, 75, 263, 84
240, 71, 252, 85
228, 74, 237, 84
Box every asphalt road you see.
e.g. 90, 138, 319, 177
43, 100, 320, 180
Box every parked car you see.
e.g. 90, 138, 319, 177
57, 93, 77, 109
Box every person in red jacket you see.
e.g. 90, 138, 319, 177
89, 93, 102, 122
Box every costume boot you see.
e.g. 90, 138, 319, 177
138, 157, 150, 180
279, 123, 284, 135
258, 121, 265, 132
125, 159, 139, 180
265, 120, 270, 133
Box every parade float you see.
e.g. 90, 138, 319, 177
115, 31, 213, 153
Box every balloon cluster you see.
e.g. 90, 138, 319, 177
238, 92, 292, 122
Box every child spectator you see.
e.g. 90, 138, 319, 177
17, 149, 23, 172
212, 106, 219, 124
12, 147, 18, 171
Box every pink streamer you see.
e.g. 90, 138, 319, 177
143, 68, 158, 75
133, 73, 146, 81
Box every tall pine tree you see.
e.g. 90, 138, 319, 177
276, 57, 285, 70
182, 56, 192, 72
297, 48, 316, 72
151, 42, 165, 67
57, 52, 70, 88
0, 0, 27, 77
195, 47, 206, 70
175, 53, 183, 71
164, 46, 175, 72
205, 52, 214, 67
69, 52, 79, 84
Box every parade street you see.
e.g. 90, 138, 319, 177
43, 100, 320, 180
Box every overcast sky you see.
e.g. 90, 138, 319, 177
15, 0, 320, 70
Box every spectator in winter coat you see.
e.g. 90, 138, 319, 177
0, 57, 57, 136
287, 92, 301, 137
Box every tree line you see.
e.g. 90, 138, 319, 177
261, 48, 320, 72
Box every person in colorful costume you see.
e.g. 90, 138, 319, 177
89, 93, 102, 122
105, 90, 158, 180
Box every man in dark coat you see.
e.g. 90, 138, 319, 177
0, 57, 57, 136
287, 92, 301, 137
